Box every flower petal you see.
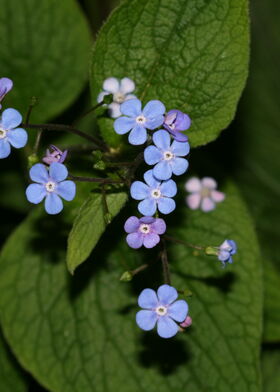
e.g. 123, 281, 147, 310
143, 169, 160, 188
56, 180, 76, 201
120, 98, 141, 117
130, 181, 149, 200
139, 216, 154, 224
126, 233, 143, 249
0, 77, 13, 98
153, 160, 172, 181
143, 100, 166, 118
45, 193, 63, 215
0, 139, 11, 159
201, 177, 217, 189
170, 157, 189, 176
128, 125, 147, 145
49, 162, 68, 182
169, 130, 189, 142
185, 177, 202, 192
103, 77, 119, 93
168, 300, 188, 322
160, 179, 177, 197
144, 145, 162, 165
157, 316, 179, 338
143, 233, 160, 248
201, 197, 215, 212
151, 218, 166, 235
1, 108, 22, 130
152, 130, 171, 151
120, 77, 135, 94
157, 197, 176, 214
29, 163, 49, 184
171, 140, 190, 157
145, 115, 164, 130
136, 310, 157, 331
138, 198, 157, 216
108, 102, 121, 118
138, 288, 158, 308
211, 190, 225, 203
218, 250, 230, 262
186, 193, 201, 210
114, 116, 135, 134
26, 184, 46, 204
228, 240, 237, 254
157, 284, 178, 305
6, 128, 28, 148
97, 91, 108, 103
124, 216, 139, 233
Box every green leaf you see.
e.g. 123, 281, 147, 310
0, 332, 28, 392
91, 0, 249, 147
234, 0, 280, 341
0, 0, 91, 122
262, 348, 280, 391
67, 191, 128, 273
0, 181, 262, 392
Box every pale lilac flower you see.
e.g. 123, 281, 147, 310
0, 78, 13, 109
97, 77, 137, 118
42, 145, 68, 165
124, 216, 166, 249
0, 108, 27, 159
185, 177, 225, 212
136, 284, 189, 338
163, 109, 191, 142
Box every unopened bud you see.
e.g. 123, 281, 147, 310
104, 212, 113, 225
205, 246, 218, 256
94, 160, 106, 170
28, 153, 39, 168
120, 271, 133, 282
180, 316, 192, 329
92, 150, 103, 161
183, 289, 193, 297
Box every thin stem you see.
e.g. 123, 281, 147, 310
160, 239, 171, 285
164, 235, 204, 251
33, 130, 43, 154
78, 100, 106, 120
68, 174, 124, 185
25, 97, 37, 124
21, 123, 108, 151
130, 263, 149, 276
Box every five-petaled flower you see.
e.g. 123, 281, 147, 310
124, 216, 166, 249
185, 177, 225, 212
144, 129, 190, 180
163, 109, 191, 142
136, 284, 189, 338
218, 239, 237, 266
97, 77, 137, 118
114, 99, 166, 145
43, 145, 68, 165
130, 169, 177, 216
0, 77, 13, 109
0, 108, 27, 159
26, 162, 76, 215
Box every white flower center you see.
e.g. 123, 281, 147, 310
201, 187, 211, 198
151, 188, 161, 199
45, 181, 56, 193
0, 127, 7, 139
136, 115, 146, 124
156, 306, 167, 316
163, 151, 174, 161
139, 224, 150, 234
113, 92, 125, 104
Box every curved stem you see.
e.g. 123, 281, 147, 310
68, 174, 124, 185
164, 235, 204, 250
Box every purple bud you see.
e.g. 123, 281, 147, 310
180, 315, 192, 328
163, 109, 191, 142
42, 145, 68, 165
0, 78, 13, 109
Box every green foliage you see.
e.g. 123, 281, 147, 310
67, 191, 128, 273
262, 348, 280, 392
0, 181, 262, 392
0, 0, 91, 122
90, 0, 249, 147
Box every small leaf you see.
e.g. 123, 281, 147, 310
91, 0, 249, 147
0, 0, 91, 122
67, 191, 128, 273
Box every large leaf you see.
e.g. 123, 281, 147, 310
67, 191, 128, 273
0, 181, 262, 392
234, 0, 280, 341
262, 348, 280, 391
90, 0, 249, 147
0, 0, 91, 122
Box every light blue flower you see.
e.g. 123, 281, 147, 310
0, 78, 13, 109
114, 98, 165, 145
130, 169, 177, 216
26, 162, 76, 215
218, 240, 237, 266
136, 284, 189, 338
0, 108, 27, 159
144, 130, 190, 180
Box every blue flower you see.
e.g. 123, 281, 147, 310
136, 284, 189, 338
144, 130, 190, 180
114, 98, 165, 145
0, 78, 13, 109
163, 109, 191, 142
26, 162, 76, 215
218, 240, 237, 266
0, 108, 28, 159
130, 170, 177, 216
